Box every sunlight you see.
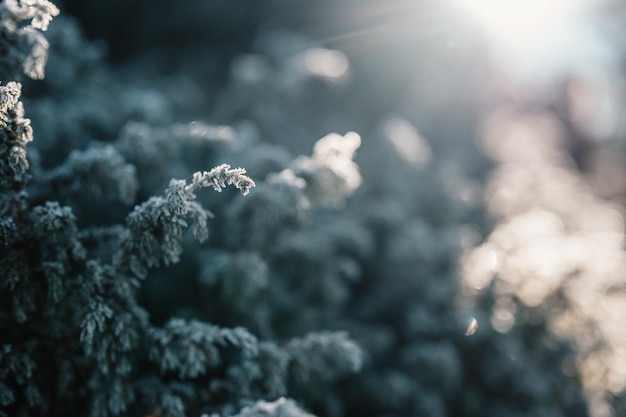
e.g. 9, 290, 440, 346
447, 0, 603, 80
452, 0, 573, 43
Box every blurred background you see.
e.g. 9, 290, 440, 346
29, 0, 626, 416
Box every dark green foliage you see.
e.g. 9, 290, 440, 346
3, 1, 623, 417
34, 145, 138, 206
0, 4, 366, 416
148, 319, 258, 379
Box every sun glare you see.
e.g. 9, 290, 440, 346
448, 0, 604, 80
452, 0, 572, 42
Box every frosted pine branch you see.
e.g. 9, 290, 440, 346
189, 164, 255, 196
285, 331, 364, 382
0, 82, 21, 123
0, 83, 33, 189
0, 0, 59, 31
0, 0, 59, 79
148, 319, 259, 379
36, 145, 138, 205
226, 398, 315, 417
123, 164, 254, 276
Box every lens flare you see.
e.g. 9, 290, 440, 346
465, 317, 479, 336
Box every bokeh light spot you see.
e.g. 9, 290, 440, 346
302, 48, 350, 80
